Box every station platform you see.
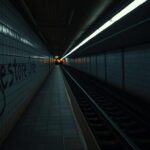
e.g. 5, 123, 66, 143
1, 66, 87, 150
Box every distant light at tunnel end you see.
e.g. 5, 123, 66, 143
61, 0, 147, 60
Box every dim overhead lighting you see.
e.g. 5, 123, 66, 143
61, 0, 147, 59
55, 56, 59, 59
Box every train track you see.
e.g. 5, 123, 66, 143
62, 66, 150, 150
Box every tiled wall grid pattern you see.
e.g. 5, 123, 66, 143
66, 44, 150, 100
0, 0, 54, 143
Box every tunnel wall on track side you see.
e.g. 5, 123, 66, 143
0, 0, 54, 144
66, 44, 150, 102
65, 1, 150, 103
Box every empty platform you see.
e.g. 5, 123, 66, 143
1, 66, 87, 150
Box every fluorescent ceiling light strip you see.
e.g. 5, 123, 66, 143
61, 0, 147, 59
0, 23, 34, 47
111, 0, 147, 22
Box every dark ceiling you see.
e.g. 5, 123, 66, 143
11, 0, 121, 57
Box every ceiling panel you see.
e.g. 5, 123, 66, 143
11, 0, 121, 56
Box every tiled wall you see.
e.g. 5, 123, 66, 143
0, 0, 54, 143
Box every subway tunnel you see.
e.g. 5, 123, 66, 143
0, 0, 150, 150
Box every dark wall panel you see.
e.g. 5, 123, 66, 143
91, 56, 97, 77
106, 50, 123, 88
97, 54, 105, 81
124, 44, 150, 101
